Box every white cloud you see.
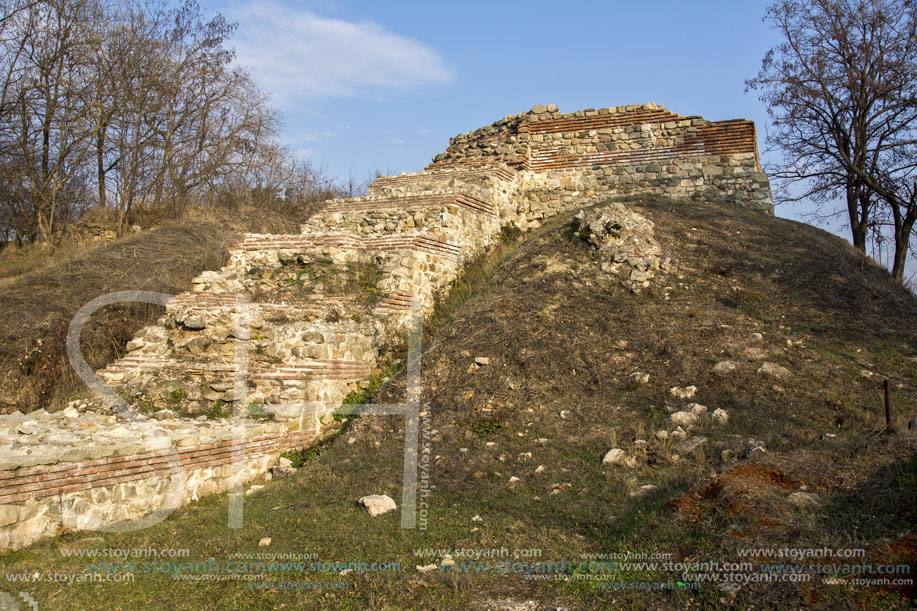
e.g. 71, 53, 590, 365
228, 4, 453, 102
297, 129, 335, 142
291, 148, 316, 160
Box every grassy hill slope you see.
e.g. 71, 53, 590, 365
1, 198, 915, 609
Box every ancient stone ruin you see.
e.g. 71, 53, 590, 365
0, 103, 772, 549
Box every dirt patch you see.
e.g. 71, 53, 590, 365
670, 464, 798, 524
728, 464, 798, 491
869, 534, 917, 600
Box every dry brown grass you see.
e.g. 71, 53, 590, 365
358, 197, 917, 607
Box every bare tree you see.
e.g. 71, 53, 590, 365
0, 0, 329, 244
0, 0, 103, 242
748, 0, 917, 282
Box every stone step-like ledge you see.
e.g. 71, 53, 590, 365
100, 357, 373, 381
227, 233, 463, 261
520, 108, 690, 134
233, 233, 363, 252
368, 164, 516, 189
320, 193, 497, 217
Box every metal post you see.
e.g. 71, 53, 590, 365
884, 380, 895, 434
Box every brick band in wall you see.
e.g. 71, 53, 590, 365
234, 234, 364, 252
0, 428, 319, 505
375, 290, 414, 312
228, 234, 462, 260
528, 121, 758, 171
100, 357, 371, 381
322, 193, 497, 217
167, 292, 240, 309
253, 360, 372, 382
168, 294, 364, 312
363, 236, 462, 259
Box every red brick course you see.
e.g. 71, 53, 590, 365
322, 193, 497, 217
528, 120, 757, 170
0, 428, 319, 504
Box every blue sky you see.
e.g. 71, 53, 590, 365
197, 0, 911, 276
198, 1, 780, 177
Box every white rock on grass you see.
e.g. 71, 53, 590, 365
687, 403, 707, 415
669, 385, 697, 399
712, 361, 738, 375
757, 362, 792, 379
272, 465, 297, 479
787, 491, 821, 509
602, 448, 627, 465
630, 485, 658, 498
669, 411, 699, 428
358, 494, 397, 517
711, 408, 729, 425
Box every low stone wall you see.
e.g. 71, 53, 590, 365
0, 102, 774, 550
0, 406, 316, 549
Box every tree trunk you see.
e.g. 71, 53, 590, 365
890, 211, 916, 283
846, 179, 867, 252
96, 122, 106, 209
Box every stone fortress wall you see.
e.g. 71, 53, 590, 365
0, 104, 772, 549
431, 103, 772, 223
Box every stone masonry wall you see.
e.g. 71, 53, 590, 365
430, 103, 773, 221
0, 103, 773, 550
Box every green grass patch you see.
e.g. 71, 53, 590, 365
336, 360, 406, 419
246, 402, 273, 420
206, 399, 228, 420
469, 418, 502, 438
